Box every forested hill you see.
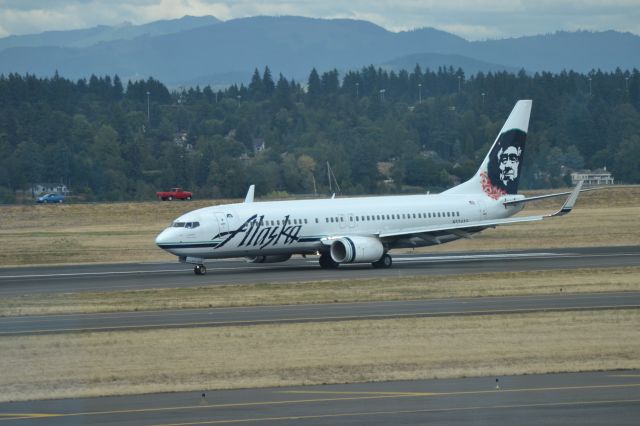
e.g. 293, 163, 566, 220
0, 66, 639, 203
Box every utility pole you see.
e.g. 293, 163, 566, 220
146, 91, 151, 124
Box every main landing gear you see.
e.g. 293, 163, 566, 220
194, 264, 207, 275
372, 253, 393, 269
318, 252, 339, 269
318, 252, 393, 269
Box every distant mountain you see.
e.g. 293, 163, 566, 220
0, 16, 638, 86
463, 30, 640, 73
384, 52, 518, 75
0, 15, 220, 50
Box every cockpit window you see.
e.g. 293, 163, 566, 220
185, 222, 200, 229
172, 222, 186, 227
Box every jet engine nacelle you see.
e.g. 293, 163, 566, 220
330, 236, 384, 264
245, 254, 292, 263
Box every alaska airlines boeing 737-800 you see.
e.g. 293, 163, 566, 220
156, 100, 585, 275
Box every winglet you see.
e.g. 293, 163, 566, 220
244, 185, 255, 203
547, 180, 583, 217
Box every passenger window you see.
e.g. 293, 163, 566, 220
305, 219, 308, 224
341, 217, 344, 222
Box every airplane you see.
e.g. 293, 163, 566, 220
156, 100, 586, 275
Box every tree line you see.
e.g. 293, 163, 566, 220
0, 65, 639, 203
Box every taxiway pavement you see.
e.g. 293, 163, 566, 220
1, 370, 638, 425
1, 291, 638, 336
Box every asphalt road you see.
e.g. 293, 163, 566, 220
1, 370, 638, 425
2, 291, 638, 336
0, 245, 638, 297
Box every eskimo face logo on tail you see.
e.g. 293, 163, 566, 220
482, 129, 526, 199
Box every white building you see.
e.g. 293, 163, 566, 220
32, 183, 69, 195
571, 167, 614, 185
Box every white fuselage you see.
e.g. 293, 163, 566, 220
155, 193, 524, 260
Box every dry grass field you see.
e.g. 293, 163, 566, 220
0, 186, 638, 266
1, 309, 638, 402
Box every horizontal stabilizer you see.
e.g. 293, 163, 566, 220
503, 182, 597, 206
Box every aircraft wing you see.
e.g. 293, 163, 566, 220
379, 181, 583, 242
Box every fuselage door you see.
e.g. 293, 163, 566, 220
215, 212, 229, 234
477, 200, 488, 217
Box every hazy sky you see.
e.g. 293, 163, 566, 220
1, 0, 639, 40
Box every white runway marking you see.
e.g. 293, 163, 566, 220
392, 252, 560, 262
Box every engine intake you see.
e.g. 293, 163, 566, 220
330, 236, 384, 264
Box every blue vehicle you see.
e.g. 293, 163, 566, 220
36, 193, 65, 203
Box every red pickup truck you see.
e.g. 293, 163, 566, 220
156, 188, 193, 201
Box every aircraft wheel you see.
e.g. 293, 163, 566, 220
319, 253, 339, 269
372, 254, 392, 269
194, 264, 207, 275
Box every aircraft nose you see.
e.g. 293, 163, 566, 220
155, 229, 170, 247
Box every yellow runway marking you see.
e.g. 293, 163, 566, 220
152, 399, 640, 426
1, 383, 638, 422
280, 382, 640, 398
280, 390, 435, 396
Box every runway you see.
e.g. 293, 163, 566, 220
1, 291, 638, 336
1, 370, 638, 425
0, 245, 638, 297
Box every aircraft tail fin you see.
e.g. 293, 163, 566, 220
444, 100, 532, 198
